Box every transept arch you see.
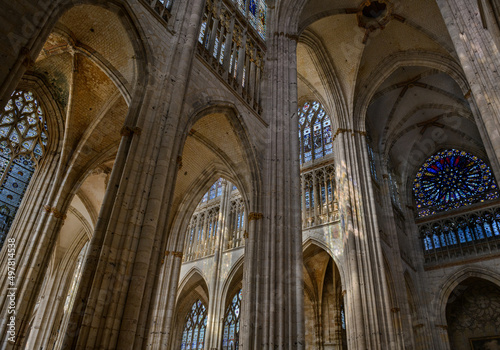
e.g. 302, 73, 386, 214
355, 51, 469, 132
435, 267, 500, 326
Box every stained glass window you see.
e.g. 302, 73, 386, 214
236, 0, 266, 39
413, 149, 499, 217
180, 300, 208, 350
222, 289, 242, 350
0, 90, 49, 249
298, 101, 333, 164
201, 178, 223, 203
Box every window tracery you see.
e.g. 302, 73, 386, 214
0, 90, 49, 248
222, 289, 242, 350
184, 180, 246, 262
298, 101, 333, 164
197, 0, 265, 115
180, 300, 208, 350
413, 149, 498, 217
301, 164, 337, 228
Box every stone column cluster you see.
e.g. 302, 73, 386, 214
333, 130, 397, 349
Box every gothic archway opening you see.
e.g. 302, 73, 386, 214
222, 288, 242, 350
174, 271, 210, 350
446, 277, 500, 350
303, 244, 346, 350
16, 2, 147, 348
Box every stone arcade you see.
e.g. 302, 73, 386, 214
0, 0, 499, 349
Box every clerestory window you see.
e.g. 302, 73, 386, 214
298, 101, 333, 164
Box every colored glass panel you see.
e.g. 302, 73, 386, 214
0, 90, 49, 249
298, 101, 333, 164
413, 149, 499, 217
180, 300, 207, 350
222, 289, 242, 350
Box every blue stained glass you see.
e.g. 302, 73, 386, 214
249, 0, 256, 15
9, 130, 19, 143
24, 92, 33, 101
27, 116, 36, 125
0, 127, 10, 137
423, 236, 432, 250
465, 226, 473, 242
21, 104, 33, 114
222, 289, 242, 350
0, 91, 48, 250
493, 222, 500, 236
432, 235, 441, 248
298, 101, 333, 164
413, 149, 499, 217
26, 128, 37, 137
341, 307, 346, 330
181, 300, 207, 350
22, 140, 34, 151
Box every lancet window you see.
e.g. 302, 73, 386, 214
413, 149, 499, 217
222, 289, 242, 350
0, 90, 49, 249
180, 300, 208, 350
298, 101, 333, 164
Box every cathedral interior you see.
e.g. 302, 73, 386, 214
0, 0, 500, 349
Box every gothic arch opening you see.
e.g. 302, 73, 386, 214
446, 277, 500, 350
303, 244, 346, 350
174, 270, 210, 350
3, 2, 151, 347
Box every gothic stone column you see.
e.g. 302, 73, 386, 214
239, 31, 304, 349
333, 129, 397, 349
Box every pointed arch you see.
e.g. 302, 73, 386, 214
355, 50, 469, 131
435, 267, 500, 325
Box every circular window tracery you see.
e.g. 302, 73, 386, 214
0, 90, 49, 162
413, 149, 499, 217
